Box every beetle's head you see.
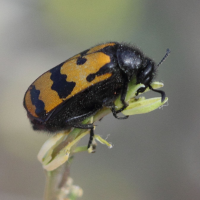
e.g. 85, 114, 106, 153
136, 58, 156, 87
136, 49, 170, 102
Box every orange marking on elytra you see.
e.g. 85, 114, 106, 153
25, 51, 113, 116
61, 52, 112, 100
25, 90, 37, 117
33, 72, 63, 113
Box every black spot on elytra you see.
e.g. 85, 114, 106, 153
86, 65, 111, 82
30, 85, 45, 116
50, 62, 76, 99
86, 74, 96, 82
77, 57, 87, 65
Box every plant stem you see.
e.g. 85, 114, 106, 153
44, 156, 73, 200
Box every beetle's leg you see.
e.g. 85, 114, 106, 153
65, 108, 100, 149
87, 127, 94, 149
70, 123, 94, 149
116, 78, 129, 114
104, 100, 128, 119
109, 102, 129, 119
71, 123, 94, 129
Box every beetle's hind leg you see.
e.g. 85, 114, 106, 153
70, 123, 94, 149
65, 109, 99, 149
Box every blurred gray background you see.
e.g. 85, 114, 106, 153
1, 0, 200, 199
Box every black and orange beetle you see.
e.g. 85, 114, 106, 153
24, 42, 169, 148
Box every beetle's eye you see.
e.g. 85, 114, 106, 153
143, 64, 153, 77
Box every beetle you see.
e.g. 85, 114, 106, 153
23, 42, 169, 148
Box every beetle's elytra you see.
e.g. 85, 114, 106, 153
24, 42, 168, 148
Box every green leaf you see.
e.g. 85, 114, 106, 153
122, 97, 168, 115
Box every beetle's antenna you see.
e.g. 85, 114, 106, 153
156, 49, 171, 69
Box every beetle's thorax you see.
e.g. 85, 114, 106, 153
116, 44, 144, 81
116, 44, 156, 85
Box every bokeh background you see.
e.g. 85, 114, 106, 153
1, 0, 200, 199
